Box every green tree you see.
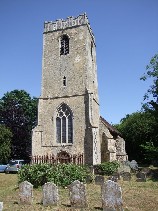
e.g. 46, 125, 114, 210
0, 125, 12, 163
140, 54, 158, 163
0, 90, 38, 161
140, 54, 158, 110
114, 55, 158, 164
115, 111, 156, 163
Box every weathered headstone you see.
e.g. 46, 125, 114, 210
102, 180, 123, 211
129, 160, 138, 171
19, 181, 33, 205
118, 161, 131, 174
42, 182, 59, 206
122, 172, 131, 181
0, 202, 3, 211
108, 176, 118, 182
69, 180, 87, 208
136, 172, 146, 182
86, 175, 93, 184
141, 167, 152, 177
95, 175, 104, 185
113, 172, 121, 180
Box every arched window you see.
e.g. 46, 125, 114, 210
56, 104, 73, 144
60, 35, 69, 55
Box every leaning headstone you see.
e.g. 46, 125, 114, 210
136, 172, 146, 182
122, 172, 131, 181
42, 182, 59, 206
0, 202, 3, 211
69, 180, 87, 208
95, 175, 104, 185
19, 181, 33, 205
102, 180, 123, 211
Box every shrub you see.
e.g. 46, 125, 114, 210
18, 163, 88, 188
96, 161, 120, 175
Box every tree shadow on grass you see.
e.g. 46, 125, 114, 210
62, 203, 71, 207
94, 207, 103, 210
62, 204, 103, 210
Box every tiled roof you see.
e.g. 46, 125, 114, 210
100, 116, 121, 136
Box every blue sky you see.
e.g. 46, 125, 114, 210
0, 0, 158, 124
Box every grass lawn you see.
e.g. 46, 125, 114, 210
0, 173, 158, 211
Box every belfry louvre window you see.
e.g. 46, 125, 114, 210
56, 104, 73, 144
63, 76, 66, 86
60, 35, 69, 55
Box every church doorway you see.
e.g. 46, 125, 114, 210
57, 151, 71, 164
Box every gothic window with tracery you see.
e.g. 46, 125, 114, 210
60, 35, 69, 55
56, 104, 73, 144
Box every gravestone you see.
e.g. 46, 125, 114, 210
108, 176, 118, 182
129, 160, 138, 171
122, 172, 131, 181
69, 180, 87, 208
0, 202, 3, 211
113, 172, 121, 180
141, 167, 152, 177
118, 161, 131, 174
102, 180, 123, 211
95, 175, 104, 185
86, 175, 93, 184
19, 181, 33, 205
42, 182, 59, 206
136, 172, 146, 182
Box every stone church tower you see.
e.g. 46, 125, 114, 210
32, 14, 127, 165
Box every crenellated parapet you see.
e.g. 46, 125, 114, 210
44, 13, 95, 43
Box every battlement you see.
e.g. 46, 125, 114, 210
44, 13, 95, 43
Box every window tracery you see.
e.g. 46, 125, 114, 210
56, 104, 73, 144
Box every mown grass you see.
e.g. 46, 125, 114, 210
0, 173, 158, 211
